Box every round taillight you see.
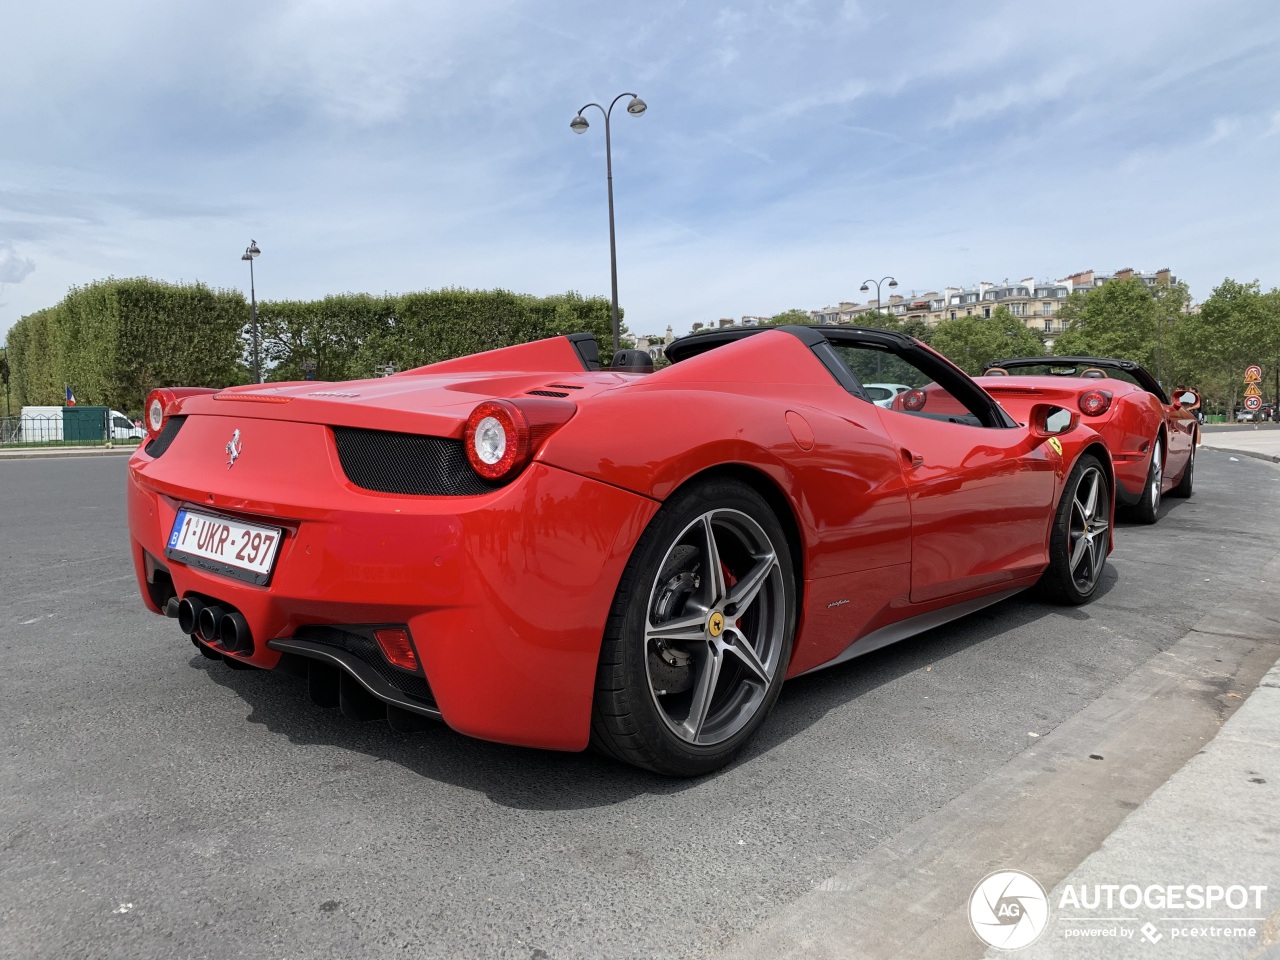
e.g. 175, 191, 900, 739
465, 400, 529, 481
147, 396, 165, 433
902, 389, 927, 412
1079, 390, 1112, 417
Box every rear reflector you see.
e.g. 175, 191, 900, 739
374, 628, 419, 672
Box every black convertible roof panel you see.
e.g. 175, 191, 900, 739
665, 324, 911, 364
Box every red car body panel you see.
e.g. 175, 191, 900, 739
127, 328, 1113, 752
978, 366, 1196, 504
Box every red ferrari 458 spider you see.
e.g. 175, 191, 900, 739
128, 325, 1115, 775
979, 357, 1198, 524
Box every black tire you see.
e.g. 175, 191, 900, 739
1168, 438, 1195, 498
1127, 437, 1162, 525
591, 478, 796, 777
1038, 454, 1110, 606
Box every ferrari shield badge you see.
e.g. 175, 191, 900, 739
1047, 437, 1063, 458
225, 429, 242, 469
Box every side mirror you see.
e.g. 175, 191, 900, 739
1174, 389, 1200, 410
1029, 403, 1077, 438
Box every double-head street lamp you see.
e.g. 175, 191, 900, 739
241, 240, 262, 383
860, 276, 899, 315
570, 92, 647, 355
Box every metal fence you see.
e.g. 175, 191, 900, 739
0, 411, 145, 447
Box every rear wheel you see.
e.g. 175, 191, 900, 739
1038, 454, 1110, 606
1128, 438, 1162, 525
1168, 439, 1195, 498
591, 479, 796, 777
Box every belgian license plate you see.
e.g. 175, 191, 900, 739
165, 508, 283, 585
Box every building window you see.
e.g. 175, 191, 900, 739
983, 306, 991, 318
1044, 320, 1052, 333
1042, 302, 1052, 316
950, 311, 957, 320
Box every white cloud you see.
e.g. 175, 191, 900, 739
0, 243, 35, 285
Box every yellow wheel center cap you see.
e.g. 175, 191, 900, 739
708, 612, 725, 637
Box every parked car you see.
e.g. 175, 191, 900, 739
861, 382, 912, 408
980, 357, 1197, 524
129, 326, 1113, 775
1235, 408, 1258, 423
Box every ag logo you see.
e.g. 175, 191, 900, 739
1047, 437, 1063, 457
969, 869, 1049, 950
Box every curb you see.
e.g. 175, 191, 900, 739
0, 445, 138, 460
1202, 445, 1280, 464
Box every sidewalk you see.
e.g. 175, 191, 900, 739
1201, 425, 1280, 464
0, 444, 137, 459
1003, 659, 1280, 958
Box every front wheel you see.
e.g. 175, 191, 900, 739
1038, 454, 1111, 606
591, 479, 796, 777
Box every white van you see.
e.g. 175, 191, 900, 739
19, 406, 146, 443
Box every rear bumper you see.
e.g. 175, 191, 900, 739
128, 454, 659, 751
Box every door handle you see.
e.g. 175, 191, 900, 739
901, 448, 924, 470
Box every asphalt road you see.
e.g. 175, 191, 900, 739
3, 450, 1280, 960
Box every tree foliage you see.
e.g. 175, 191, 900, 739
4, 280, 623, 409
1053, 277, 1190, 372
928, 307, 1044, 374
766, 308, 811, 326
4, 279, 247, 411
1167, 279, 1280, 416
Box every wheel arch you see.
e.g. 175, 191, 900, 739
660, 462, 806, 615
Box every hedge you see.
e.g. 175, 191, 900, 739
4, 279, 624, 410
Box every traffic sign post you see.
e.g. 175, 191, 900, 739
1243, 366, 1265, 420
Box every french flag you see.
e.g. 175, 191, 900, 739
65, 385, 76, 406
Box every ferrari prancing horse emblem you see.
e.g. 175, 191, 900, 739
225, 429, 242, 469
1047, 437, 1063, 458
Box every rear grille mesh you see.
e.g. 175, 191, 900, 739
295, 626, 437, 706
332, 427, 498, 496
527, 389, 569, 398
144, 416, 186, 458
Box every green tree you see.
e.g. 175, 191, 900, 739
929, 307, 1044, 374
1053, 277, 1190, 375
766, 308, 811, 326
1168, 279, 1280, 419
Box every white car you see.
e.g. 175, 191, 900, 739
862, 383, 912, 408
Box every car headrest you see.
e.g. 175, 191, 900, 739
1080, 368, 1107, 379
611, 350, 655, 373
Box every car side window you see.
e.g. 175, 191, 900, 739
828, 343, 987, 427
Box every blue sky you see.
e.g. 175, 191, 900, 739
1, 0, 1278, 341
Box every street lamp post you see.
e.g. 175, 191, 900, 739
570, 92, 647, 356
859, 277, 898, 376
859, 276, 899, 317
241, 240, 262, 383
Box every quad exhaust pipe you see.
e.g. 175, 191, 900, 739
176, 596, 254, 656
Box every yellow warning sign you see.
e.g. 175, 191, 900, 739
1245, 365, 1263, 383
1245, 383, 1263, 397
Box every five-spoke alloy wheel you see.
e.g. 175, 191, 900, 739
592, 479, 796, 776
1038, 454, 1111, 605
